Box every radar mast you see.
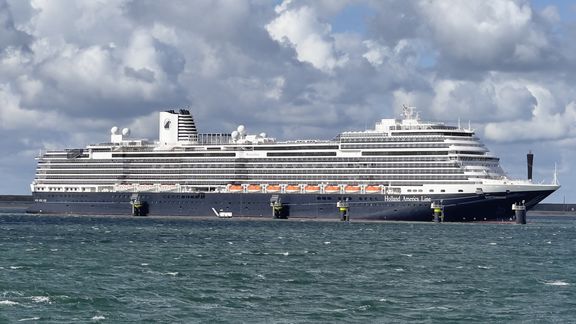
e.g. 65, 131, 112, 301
401, 105, 418, 120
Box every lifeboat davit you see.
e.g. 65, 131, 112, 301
344, 185, 361, 193
285, 185, 300, 193
305, 185, 321, 193
324, 185, 340, 193
247, 184, 262, 193
365, 185, 381, 194
229, 185, 243, 193
266, 185, 281, 193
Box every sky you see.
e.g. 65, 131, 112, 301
0, 0, 575, 202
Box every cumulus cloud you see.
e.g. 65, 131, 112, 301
416, 0, 556, 69
485, 90, 576, 142
0, 0, 31, 49
0, 0, 574, 199
427, 77, 539, 122
266, 1, 348, 72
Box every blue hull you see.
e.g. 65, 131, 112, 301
27, 189, 555, 222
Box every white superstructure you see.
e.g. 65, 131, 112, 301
31, 107, 557, 197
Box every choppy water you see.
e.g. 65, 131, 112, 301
0, 212, 575, 323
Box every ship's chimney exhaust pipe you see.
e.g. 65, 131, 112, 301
527, 151, 534, 181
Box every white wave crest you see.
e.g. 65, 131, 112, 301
545, 280, 570, 286
18, 317, 40, 322
0, 300, 19, 305
31, 296, 51, 303
164, 272, 179, 276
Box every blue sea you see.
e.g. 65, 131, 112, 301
0, 212, 574, 323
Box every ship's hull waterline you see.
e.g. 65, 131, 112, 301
29, 188, 555, 222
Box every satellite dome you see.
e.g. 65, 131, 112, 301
237, 125, 245, 135
259, 132, 266, 138
110, 126, 119, 135
121, 128, 130, 136
231, 130, 239, 140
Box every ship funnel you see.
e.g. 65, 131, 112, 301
527, 150, 534, 181
159, 109, 198, 144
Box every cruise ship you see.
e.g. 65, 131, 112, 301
28, 107, 559, 221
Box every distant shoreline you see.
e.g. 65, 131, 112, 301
0, 195, 33, 208
0, 195, 33, 202
1, 195, 575, 216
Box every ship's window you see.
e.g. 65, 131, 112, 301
429, 189, 434, 192
458, 189, 463, 192
441, 189, 445, 192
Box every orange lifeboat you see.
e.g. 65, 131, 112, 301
344, 185, 361, 193
365, 185, 381, 194
266, 185, 281, 193
247, 184, 262, 193
285, 185, 300, 193
324, 185, 340, 193
305, 185, 321, 193
229, 185, 243, 193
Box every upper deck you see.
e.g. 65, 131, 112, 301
31, 107, 512, 195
